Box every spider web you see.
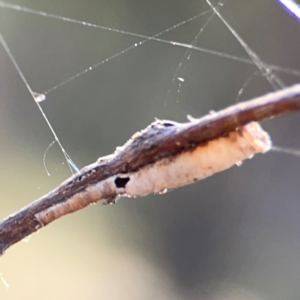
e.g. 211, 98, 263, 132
1, 1, 300, 299
0, 0, 300, 177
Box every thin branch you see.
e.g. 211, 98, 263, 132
1, 84, 300, 255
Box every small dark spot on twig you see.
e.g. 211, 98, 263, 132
0, 238, 7, 256
161, 121, 176, 127
21, 227, 30, 235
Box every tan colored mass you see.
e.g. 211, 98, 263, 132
123, 122, 271, 196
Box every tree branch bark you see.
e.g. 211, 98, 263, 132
1, 84, 300, 255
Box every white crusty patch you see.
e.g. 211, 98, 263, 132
120, 122, 271, 196
35, 122, 271, 225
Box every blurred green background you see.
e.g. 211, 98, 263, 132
1, 0, 300, 299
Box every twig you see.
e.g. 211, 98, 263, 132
1, 84, 300, 255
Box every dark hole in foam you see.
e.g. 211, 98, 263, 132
114, 177, 130, 188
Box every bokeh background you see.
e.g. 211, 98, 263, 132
1, 0, 300, 299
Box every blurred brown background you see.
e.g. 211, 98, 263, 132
1, 1, 300, 299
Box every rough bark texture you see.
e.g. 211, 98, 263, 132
1, 84, 300, 255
